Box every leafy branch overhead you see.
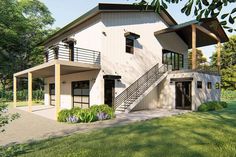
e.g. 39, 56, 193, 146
135, 0, 236, 32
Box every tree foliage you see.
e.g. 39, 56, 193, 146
0, 103, 20, 132
0, 0, 55, 92
211, 35, 236, 90
188, 49, 207, 69
136, 0, 236, 32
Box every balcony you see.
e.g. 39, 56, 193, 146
45, 44, 101, 65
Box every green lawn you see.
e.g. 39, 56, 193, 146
7, 101, 236, 157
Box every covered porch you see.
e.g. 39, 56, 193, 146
155, 18, 229, 72
13, 60, 101, 119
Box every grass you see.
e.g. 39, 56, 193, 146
6, 101, 43, 108
5, 101, 236, 157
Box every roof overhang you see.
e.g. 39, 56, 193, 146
103, 75, 121, 80
39, 3, 177, 46
14, 60, 101, 78
124, 32, 140, 39
154, 18, 229, 48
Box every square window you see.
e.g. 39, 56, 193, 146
207, 82, 212, 89
197, 81, 202, 88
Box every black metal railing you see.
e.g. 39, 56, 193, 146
46, 44, 101, 65
114, 63, 169, 111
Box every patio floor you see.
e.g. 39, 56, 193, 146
1, 106, 190, 146
17, 105, 56, 120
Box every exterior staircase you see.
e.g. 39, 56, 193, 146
114, 63, 169, 113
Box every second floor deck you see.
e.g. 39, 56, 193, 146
45, 44, 101, 65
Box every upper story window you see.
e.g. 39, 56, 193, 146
126, 38, 134, 54
124, 32, 140, 54
53, 46, 59, 59
63, 38, 76, 61
45, 51, 48, 62
162, 49, 184, 70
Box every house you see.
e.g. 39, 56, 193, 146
13, 3, 229, 117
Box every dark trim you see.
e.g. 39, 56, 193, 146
124, 32, 140, 39
155, 18, 229, 48
171, 77, 193, 82
103, 75, 121, 80
38, 3, 177, 46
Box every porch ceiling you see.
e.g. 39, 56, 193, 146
154, 18, 229, 48
14, 60, 101, 78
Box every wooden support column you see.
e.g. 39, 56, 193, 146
192, 24, 197, 70
13, 76, 17, 108
217, 41, 221, 73
55, 63, 61, 118
28, 72, 32, 112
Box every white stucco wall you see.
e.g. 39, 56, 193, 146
100, 12, 188, 97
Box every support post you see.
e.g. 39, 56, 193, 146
55, 63, 61, 118
28, 72, 32, 112
192, 24, 197, 70
217, 41, 221, 73
13, 76, 17, 108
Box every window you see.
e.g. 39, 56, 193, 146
197, 81, 202, 88
162, 49, 184, 70
54, 47, 59, 59
45, 51, 48, 62
207, 82, 212, 89
126, 38, 134, 54
72, 81, 90, 108
215, 82, 220, 89
68, 42, 74, 61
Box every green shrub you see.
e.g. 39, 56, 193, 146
198, 101, 228, 112
221, 90, 236, 101
57, 109, 71, 122
70, 107, 81, 115
220, 101, 228, 108
0, 89, 44, 101
198, 104, 208, 112
90, 104, 115, 119
77, 109, 97, 123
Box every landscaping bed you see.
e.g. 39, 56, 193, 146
57, 104, 115, 123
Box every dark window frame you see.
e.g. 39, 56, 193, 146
197, 81, 202, 89
162, 49, 184, 70
72, 80, 90, 108
207, 82, 212, 89
54, 46, 59, 59
45, 51, 49, 62
125, 37, 134, 54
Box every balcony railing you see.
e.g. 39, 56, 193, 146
46, 44, 101, 65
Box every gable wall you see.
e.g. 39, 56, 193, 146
100, 11, 188, 96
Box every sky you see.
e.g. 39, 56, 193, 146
41, 0, 236, 61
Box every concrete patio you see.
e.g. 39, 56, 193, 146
1, 106, 190, 146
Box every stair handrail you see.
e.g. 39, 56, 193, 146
114, 63, 169, 109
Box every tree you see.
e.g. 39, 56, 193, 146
136, 0, 236, 32
0, 0, 55, 92
188, 49, 207, 69
211, 35, 236, 90
0, 103, 20, 132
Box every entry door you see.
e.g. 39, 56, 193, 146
49, 83, 55, 106
104, 80, 115, 108
69, 42, 74, 61
175, 81, 191, 110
